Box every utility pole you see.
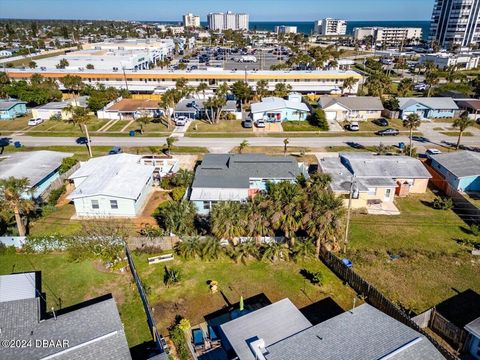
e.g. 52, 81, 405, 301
343, 175, 356, 254
122, 66, 129, 92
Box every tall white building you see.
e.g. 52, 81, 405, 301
429, 0, 480, 48
275, 25, 298, 34
207, 11, 249, 31
354, 27, 422, 46
183, 13, 200, 28
314, 18, 347, 36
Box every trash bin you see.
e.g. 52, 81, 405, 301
398, 142, 405, 150
14, 141, 22, 148
341, 258, 353, 268
129, 130, 135, 137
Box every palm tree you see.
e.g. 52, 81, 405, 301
196, 82, 209, 99
0, 177, 35, 236
453, 112, 474, 150
245, 195, 274, 244
154, 200, 196, 235
227, 240, 259, 264
200, 237, 223, 261
273, 83, 292, 98
175, 236, 201, 259
397, 78, 413, 97
292, 239, 316, 262
261, 242, 290, 262
239, 140, 249, 154
210, 201, 247, 242
165, 136, 177, 154
64, 105, 92, 158
283, 138, 289, 156
255, 80, 269, 99
135, 110, 152, 135
341, 77, 358, 95
403, 113, 421, 157
425, 70, 440, 97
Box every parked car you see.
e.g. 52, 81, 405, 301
348, 121, 359, 131
255, 119, 266, 128
108, 146, 123, 155
175, 116, 187, 126
414, 83, 428, 91
376, 128, 399, 136
243, 118, 253, 128
425, 148, 442, 158
374, 118, 389, 126
76, 136, 89, 145
28, 117, 43, 126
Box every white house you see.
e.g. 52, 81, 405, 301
250, 94, 310, 122
68, 154, 155, 217
318, 96, 384, 122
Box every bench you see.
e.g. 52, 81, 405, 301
148, 254, 174, 265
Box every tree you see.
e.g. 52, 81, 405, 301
0, 177, 35, 236
255, 79, 269, 99
196, 82, 209, 99
261, 242, 290, 262
154, 201, 196, 235
86, 63, 94, 70
200, 237, 223, 261
135, 110, 152, 134
341, 77, 358, 94
61, 75, 84, 96
56, 58, 69, 69
273, 83, 292, 98
292, 239, 315, 261
230, 81, 253, 105
307, 109, 328, 130
239, 140, 249, 154
175, 236, 201, 259
28, 61, 37, 69
210, 201, 247, 241
283, 138, 289, 155
226, 240, 259, 264
425, 70, 440, 97
159, 88, 182, 128
403, 113, 421, 157
452, 112, 474, 150
165, 136, 177, 154
64, 105, 92, 158
397, 78, 413, 97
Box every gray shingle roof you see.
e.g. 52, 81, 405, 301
0, 151, 73, 187
0, 295, 131, 360
430, 151, 480, 178
192, 154, 302, 189
220, 298, 312, 360
465, 316, 480, 339
341, 153, 431, 179
0, 100, 27, 110
319, 96, 384, 111
265, 304, 444, 360
398, 97, 459, 110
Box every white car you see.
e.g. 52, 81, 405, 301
348, 121, 360, 131
28, 118, 44, 126
425, 148, 442, 158
255, 119, 266, 128
175, 116, 187, 126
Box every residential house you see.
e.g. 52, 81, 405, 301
455, 99, 480, 121
398, 97, 459, 120
32, 96, 88, 120
173, 98, 240, 120
0, 100, 28, 120
0, 272, 131, 360
219, 298, 443, 360
429, 151, 480, 192
250, 94, 310, 122
97, 98, 162, 120
465, 317, 480, 360
68, 154, 156, 217
318, 96, 384, 122
319, 153, 431, 213
190, 154, 307, 214
0, 151, 73, 199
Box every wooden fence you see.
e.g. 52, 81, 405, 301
319, 249, 459, 359
39, 163, 80, 202
127, 236, 179, 250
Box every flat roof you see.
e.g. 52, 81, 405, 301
430, 151, 480, 178
0, 273, 36, 303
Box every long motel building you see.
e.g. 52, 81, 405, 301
4, 68, 363, 94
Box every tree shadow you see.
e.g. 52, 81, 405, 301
299, 297, 344, 325
435, 289, 480, 328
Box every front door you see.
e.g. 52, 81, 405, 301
384, 188, 392, 201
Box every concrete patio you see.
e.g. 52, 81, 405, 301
367, 201, 401, 215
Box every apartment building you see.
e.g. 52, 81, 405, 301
314, 18, 347, 36
207, 11, 249, 31
429, 0, 480, 48
183, 13, 200, 28
354, 27, 422, 46
275, 25, 297, 34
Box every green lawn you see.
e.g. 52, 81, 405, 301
282, 121, 324, 132
440, 131, 474, 137
357, 118, 404, 132
187, 120, 251, 133
134, 254, 357, 333
29, 204, 82, 236
347, 190, 480, 314
0, 116, 32, 131
0, 252, 151, 347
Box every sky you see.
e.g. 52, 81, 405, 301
0, 0, 435, 21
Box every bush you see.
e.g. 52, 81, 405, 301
160, 176, 174, 190
59, 157, 78, 175
0, 243, 16, 255
169, 324, 189, 360
433, 196, 453, 210
163, 266, 181, 286
172, 186, 186, 201
470, 224, 480, 237
48, 185, 65, 206
307, 108, 329, 130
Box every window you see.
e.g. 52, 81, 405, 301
203, 201, 211, 210
110, 200, 118, 209
91, 200, 99, 209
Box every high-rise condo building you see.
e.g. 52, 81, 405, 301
183, 13, 200, 28
207, 11, 249, 31
275, 25, 298, 34
314, 18, 347, 36
354, 27, 422, 46
429, 0, 480, 48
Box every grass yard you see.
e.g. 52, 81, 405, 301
0, 252, 151, 347
440, 131, 474, 137
124, 120, 171, 134
187, 120, 251, 133
134, 254, 357, 334
29, 204, 82, 236
282, 121, 324, 132
346, 190, 480, 314
357, 118, 404, 132
0, 116, 32, 131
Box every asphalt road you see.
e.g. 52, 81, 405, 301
9, 134, 479, 152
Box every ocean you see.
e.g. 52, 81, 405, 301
152, 20, 431, 40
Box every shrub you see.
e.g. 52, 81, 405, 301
178, 318, 191, 332
59, 157, 78, 175
160, 176, 173, 190
172, 186, 186, 201
169, 324, 189, 360
433, 196, 453, 210
307, 108, 329, 130
163, 266, 181, 286
48, 185, 65, 206
0, 243, 16, 255
470, 224, 480, 237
